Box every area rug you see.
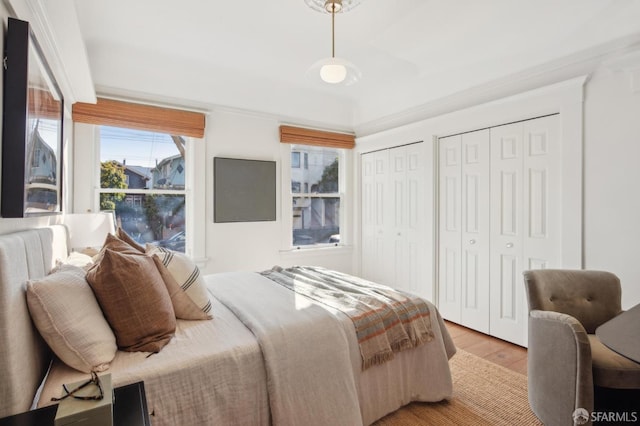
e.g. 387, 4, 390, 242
374, 349, 542, 425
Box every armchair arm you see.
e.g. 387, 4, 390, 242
528, 310, 594, 426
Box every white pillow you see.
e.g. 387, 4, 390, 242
26, 264, 117, 373
55, 251, 94, 270
146, 245, 212, 316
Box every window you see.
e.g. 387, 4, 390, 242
279, 124, 353, 249
290, 145, 342, 247
98, 125, 188, 252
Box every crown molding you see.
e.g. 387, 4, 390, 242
604, 50, 640, 93
354, 34, 640, 137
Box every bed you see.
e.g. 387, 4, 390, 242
0, 225, 455, 425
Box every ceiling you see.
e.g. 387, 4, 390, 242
72, 0, 640, 133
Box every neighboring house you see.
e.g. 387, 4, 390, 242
123, 163, 151, 190
25, 125, 58, 211
291, 147, 339, 243
26, 126, 56, 187
152, 154, 185, 189
107, 160, 151, 207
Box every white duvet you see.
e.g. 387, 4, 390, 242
38, 272, 455, 426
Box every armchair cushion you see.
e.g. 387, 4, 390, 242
588, 335, 640, 389
524, 270, 622, 333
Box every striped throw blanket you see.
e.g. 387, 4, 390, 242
261, 266, 434, 370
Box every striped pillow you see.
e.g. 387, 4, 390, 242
146, 245, 212, 317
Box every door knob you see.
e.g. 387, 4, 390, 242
469, 239, 476, 245
506, 242, 514, 248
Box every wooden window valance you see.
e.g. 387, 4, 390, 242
279, 125, 355, 149
72, 98, 206, 138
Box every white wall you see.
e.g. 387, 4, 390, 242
72, 109, 355, 275
583, 68, 640, 309
202, 109, 354, 275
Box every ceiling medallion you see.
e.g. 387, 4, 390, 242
304, 0, 362, 14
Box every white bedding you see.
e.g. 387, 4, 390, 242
38, 271, 455, 426
39, 294, 270, 425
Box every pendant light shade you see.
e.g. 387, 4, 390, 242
306, 0, 362, 86
310, 57, 361, 85
320, 60, 347, 84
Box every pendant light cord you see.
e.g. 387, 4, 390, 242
331, 3, 336, 58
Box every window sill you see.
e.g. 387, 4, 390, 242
280, 244, 353, 256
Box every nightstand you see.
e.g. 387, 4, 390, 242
0, 381, 151, 426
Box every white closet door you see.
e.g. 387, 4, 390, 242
403, 143, 425, 294
489, 122, 525, 345
523, 115, 561, 272
388, 146, 407, 290
460, 130, 490, 333
361, 152, 377, 281
438, 135, 462, 322
489, 115, 560, 346
361, 150, 389, 285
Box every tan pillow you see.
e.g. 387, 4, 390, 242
26, 265, 117, 373
86, 249, 176, 353
100, 233, 143, 256
147, 245, 213, 316
97, 234, 209, 320
116, 227, 145, 253
152, 255, 211, 320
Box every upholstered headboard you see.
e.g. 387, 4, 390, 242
0, 225, 69, 417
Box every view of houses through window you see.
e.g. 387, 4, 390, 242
99, 126, 187, 252
291, 145, 341, 247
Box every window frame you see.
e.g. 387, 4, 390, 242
93, 125, 193, 255
281, 143, 348, 250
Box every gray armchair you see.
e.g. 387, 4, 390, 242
523, 269, 640, 426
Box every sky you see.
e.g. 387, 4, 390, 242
33, 119, 60, 151
99, 126, 180, 168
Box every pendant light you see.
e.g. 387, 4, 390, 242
306, 0, 362, 86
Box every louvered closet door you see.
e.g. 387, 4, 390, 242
460, 130, 490, 333
438, 135, 462, 322
361, 150, 390, 285
489, 115, 560, 346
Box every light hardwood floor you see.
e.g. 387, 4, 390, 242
445, 321, 528, 375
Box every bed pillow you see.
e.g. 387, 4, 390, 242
52, 251, 94, 273
146, 245, 213, 316
26, 264, 117, 373
96, 233, 209, 320
86, 249, 176, 353
152, 255, 212, 320
116, 227, 146, 253
99, 232, 143, 256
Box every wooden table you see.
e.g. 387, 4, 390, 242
596, 302, 640, 363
